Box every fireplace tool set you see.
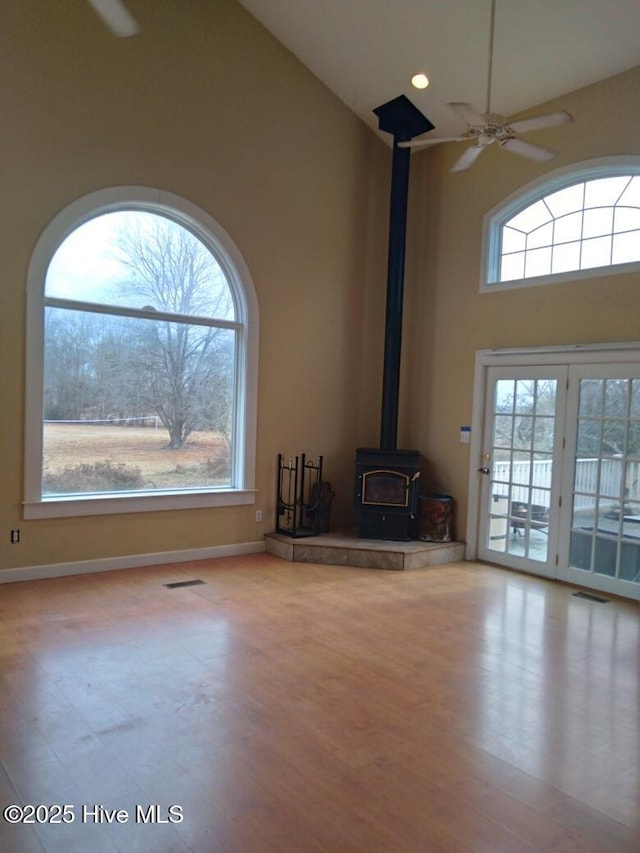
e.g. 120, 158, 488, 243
276, 453, 325, 537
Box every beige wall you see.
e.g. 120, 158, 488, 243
403, 65, 640, 540
0, 0, 390, 571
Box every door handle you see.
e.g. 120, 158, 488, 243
478, 467, 490, 475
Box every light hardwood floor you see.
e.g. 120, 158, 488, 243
0, 555, 638, 852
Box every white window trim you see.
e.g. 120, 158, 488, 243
24, 187, 259, 519
481, 155, 640, 293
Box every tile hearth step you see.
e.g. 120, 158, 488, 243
265, 531, 465, 571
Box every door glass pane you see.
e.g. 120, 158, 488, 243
577, 419, 599, 456
495, 380, 515, 412
533, 416, 555, 450
513, 420, 534, 450
532, 454, 553, 496
572, 496, 592, 529
494, 415, 513, 446
511, 452, 532, 484
604, 378, 629, 416
514, 380, 535, 414
594, 536, 617, 576
488, 494, 509, 553
599, 458, 624, 498
570, 530, 592, 570
620, 542, 640, 582
579, 379, 603, 416
630, 380, 640, 417
624, 498, 640, 519
628, 421, 640, 453
601, 419, 627, 456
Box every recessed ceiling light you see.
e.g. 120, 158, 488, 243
411, 73, 430, 90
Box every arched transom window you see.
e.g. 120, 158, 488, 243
483, 158, 640, 290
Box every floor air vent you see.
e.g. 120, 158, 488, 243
164, 579, 206, 589
572, 591, 610, 603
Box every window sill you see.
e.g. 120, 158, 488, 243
480, 258, 640, 293
23, 488, 257, 519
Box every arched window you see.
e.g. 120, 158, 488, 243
482, 157, 640, 291
25, 188, 258, 518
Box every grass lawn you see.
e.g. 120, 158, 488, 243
42, 423, 229, 491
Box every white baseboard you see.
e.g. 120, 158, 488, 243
0, 540, 266, 584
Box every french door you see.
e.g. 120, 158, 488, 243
558, 365, 640, 597
477, 366, 567, 579
474, 353, 640, 600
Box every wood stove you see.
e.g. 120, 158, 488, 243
354, 95, 433, 541
354, 447, 420, 540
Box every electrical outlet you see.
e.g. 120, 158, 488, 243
255, 510, 263, 523
10, 529, 20, 544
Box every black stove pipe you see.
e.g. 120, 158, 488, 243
373, 96, 433, 450
379, 134, 410, 451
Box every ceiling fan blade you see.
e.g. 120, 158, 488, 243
450, 145, 485, 172
87, 0, 140, 37
398, 136, 467, 150
448, 102, 486, 127
508, 111, 573, 134
500, 137, 556, 162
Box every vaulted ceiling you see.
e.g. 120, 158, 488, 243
237, 0, 640, 142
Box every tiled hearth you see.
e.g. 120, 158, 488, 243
265, 531, 465, 571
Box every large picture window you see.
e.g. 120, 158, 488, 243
482, 157, 640, 291
25, 188, 258, 518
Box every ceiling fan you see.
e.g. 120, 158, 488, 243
87, 0, 140, 38
400, 0, 573, 171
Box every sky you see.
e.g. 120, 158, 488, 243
45, 212, 133, 302
44, 210, 235, 321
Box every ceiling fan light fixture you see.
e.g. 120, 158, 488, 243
401, 0, 572, 171
411, 73, 430, 90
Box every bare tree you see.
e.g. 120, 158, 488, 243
44, 309, 108, 419
493, 379, 557, 456
112, 216, 235, 449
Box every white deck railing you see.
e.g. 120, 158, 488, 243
492, 458, 640, 510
